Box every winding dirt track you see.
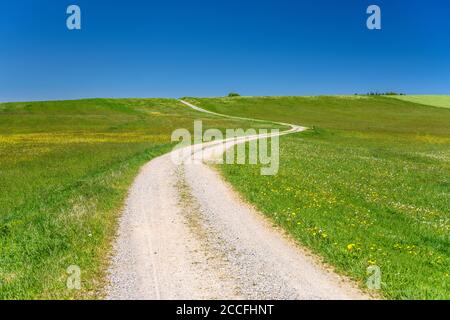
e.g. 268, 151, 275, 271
106, 100, 368, 300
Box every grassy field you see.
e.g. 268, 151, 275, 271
186, 96, 450, 299
0, 98, 272, 299
390, 95, 450, 109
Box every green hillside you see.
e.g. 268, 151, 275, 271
390, 95, 450, 109
186, 96, 450, 299
0, 98, 268, 299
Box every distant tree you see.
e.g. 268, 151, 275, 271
366, 91, 405, 96
228, 92, 240, 97
367, 91, 405, 96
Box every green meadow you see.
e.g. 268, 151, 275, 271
186, 96, 450, 299
0, 98, 271, 299
1, 96, 449, 300
390, 95, 450, 109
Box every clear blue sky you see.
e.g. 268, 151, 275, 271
1, 0, 449, 101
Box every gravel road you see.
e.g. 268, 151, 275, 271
106, 100, 368, 300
